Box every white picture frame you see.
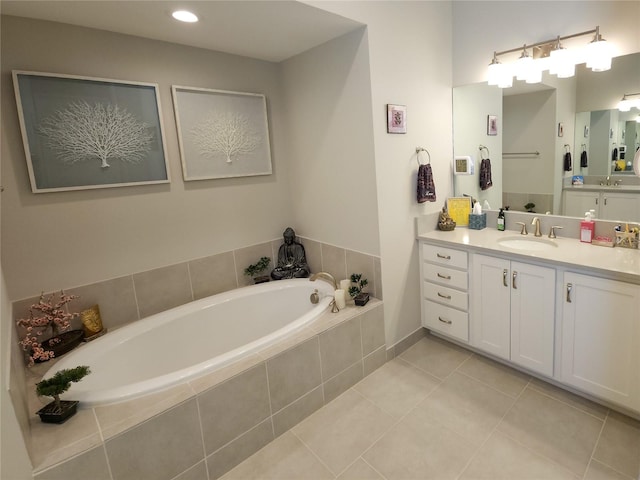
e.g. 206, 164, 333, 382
13, 71, 170, 193
171, 85, 272, 181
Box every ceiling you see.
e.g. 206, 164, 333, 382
0, 0, 364, 62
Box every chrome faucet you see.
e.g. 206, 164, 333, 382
531, 217, 541, 237
310, 272, 339, 312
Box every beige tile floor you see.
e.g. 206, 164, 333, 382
220, 333, 640, 480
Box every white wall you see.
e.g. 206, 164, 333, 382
452, 1, 640, 87
1, 16, 294, 301
309, 1, 453, 345
281, 28, 380, 255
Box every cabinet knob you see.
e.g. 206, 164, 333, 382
512, 271, 518, 289
566, 283, 572, 303
438, 316, 452, 325
436, 253, 451, 260
503, 269, 508, 287
437, 292, 452, 300
437, 273, 451, 280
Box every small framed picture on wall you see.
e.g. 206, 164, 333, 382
387, 104, 406, 134
487, 115, 497, 136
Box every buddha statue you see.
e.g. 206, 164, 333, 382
271, 227, 310, 280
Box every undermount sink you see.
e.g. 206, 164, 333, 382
497, 236, 558, 251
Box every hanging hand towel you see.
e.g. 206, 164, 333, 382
563, 151, 572, 171
612, 147, 618, 161
479, 158, 493, 190
580, 150, 588, 168
417, 164, 436, 203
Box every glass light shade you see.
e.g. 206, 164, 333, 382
549, 47, 575, 77
497, 69, 513, 88
172, 10, 199, 22
585, 39, 613, 72
515, 54, 534, 81
525, 61, 543, 84
487, 61, 502, 86
618, 100, 631, 112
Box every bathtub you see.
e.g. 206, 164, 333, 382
43, 278, 334, 407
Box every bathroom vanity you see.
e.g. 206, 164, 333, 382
417, 226, 640, 415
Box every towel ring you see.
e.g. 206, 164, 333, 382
479, 145, 490, 160
564, 144, 571, 153
416, 147, 431, 166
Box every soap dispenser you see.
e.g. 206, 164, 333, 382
497, 208, 505, 231
580, 212, 595, 243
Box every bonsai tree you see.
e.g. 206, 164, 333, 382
36, 365, 90, 412
244, 257, 271, 283
524, 202, 536, 213
16, 291, 80, 366
348, 273, 369, 298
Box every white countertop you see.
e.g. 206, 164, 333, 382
418, 227, 640, 284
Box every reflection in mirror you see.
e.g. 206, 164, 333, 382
453, 52, 640, 223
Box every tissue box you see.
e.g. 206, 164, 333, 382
468, 213, 487, 230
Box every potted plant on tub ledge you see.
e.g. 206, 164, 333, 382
16, 291, 84, 366
348, 273, 370, 306
35, 365, 90, 424
244, 256, 271, 284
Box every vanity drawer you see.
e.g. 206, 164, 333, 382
423, 264, 468, 290
423, 300, 469, 342
423, 282, 468, 311
422, 243, 467, 270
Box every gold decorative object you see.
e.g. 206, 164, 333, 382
81, 305, 104, 338
438, 207, 456, 231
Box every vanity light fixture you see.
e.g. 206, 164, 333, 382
172, 10, 199, 23
617, 93, 640, 112
487, 26, 613, 88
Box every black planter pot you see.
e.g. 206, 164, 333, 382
354, 293, 370, 306
34, 329, 84, 363
253, 275, 270, 284
36, 400, 79, 424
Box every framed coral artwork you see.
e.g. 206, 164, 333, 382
387, 104, 407, 134
13, 71, 169, 193
171, 86, 272, 181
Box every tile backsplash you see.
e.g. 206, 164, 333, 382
12, 237, 382, 337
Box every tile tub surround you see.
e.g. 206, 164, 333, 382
28, 301, 385, 479
12, 237, 383, 336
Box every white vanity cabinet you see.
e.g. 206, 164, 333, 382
599, 192, 640, 222
561, 272, 640, 411
563, 189, 640, 221
419, 243, 469, 342
563, 190, 600, 218
471, 254, 555, 377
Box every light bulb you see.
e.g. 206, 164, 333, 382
172, 10, 199, 22
487, 59, 502, 86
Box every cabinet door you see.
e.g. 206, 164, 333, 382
562, 273, 640, 411
600, 192, 640, 222
471, 254, 510, 360
563, 191, 599, 218
510, 262, 555, 376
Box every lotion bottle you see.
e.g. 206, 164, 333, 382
580, 212, 595, 243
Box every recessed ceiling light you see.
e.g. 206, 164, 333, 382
172, 10, 198, 23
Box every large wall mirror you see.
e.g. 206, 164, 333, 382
453, 52, 640, 223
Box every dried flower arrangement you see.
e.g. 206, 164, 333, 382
16, 291, 80, 366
